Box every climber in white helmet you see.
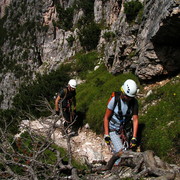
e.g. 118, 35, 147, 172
55, 79, 77, 125
103, 79, 139, 166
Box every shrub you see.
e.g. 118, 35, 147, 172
102, 31, 116, 42
75, 51, 99, 79
12, 64, 72, 118
75, 0, 94, 23
124, 0, 143, 23
66, 35, 75, 47
79, 22, 101, 51
55, 4, 74, 31
14, 64, 26, 78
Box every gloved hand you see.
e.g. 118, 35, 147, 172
56, 111, 60, 115
104, 134, 111, 144
130, 137, 137, 148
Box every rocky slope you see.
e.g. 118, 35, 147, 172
0, 0, 179, 110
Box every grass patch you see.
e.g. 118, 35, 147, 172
140, 76, 180, 163
75, 51, 100, 79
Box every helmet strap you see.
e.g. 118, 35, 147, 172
121, 86, 124, 93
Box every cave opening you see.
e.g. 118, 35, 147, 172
152, 13, 180, 76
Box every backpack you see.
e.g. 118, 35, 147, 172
58, 87, 76, 109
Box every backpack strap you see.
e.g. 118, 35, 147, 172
112, 91, 121, 111
112, 91, 134, 122
112, 91, 123, 116
59, 87, 68, 104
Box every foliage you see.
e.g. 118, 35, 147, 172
74, 51, 100, 79
140, 76, 180, 163
66, 35, 75, 47
14, 64, 26, 78
76, 0, 95, 24
79, 22, 101, 51
102, 31, 116, 42
54, 4, 74, 31
76, 64, 140, 134
124, 0, 143, 23
12, 64, 72, 118
0, 109, 20, 134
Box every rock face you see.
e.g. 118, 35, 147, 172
0, 0, 179, 109
136, 0, 180, 80
96, 0, 180, 80
0, 0, 82, 109
0, 0, 11, 18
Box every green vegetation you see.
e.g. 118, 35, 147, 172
54, 0, 95, 31
76, 0, 95, 25
124, 0, 143, 23
140, 76, 180, 163
0, 109, 20, 134
79, 22, 101, 51
102, 31, 116, 42
12, 64, 72, 119
54, 4, 74, 31
73, 0, 100, 51
75, 51, 100, 79
66, 35, 75, 47
14, 64, 26, 78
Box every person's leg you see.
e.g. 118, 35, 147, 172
110, 131, 123, 166
62, 110, 71, 134
63, 109, 70, 123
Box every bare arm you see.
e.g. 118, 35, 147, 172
103, 108, 113, 135
55, 95, 61, 111
132, 115, 138, 138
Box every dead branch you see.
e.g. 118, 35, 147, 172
0, 99, 80, 179
91, 150, 180, 180
35, 97, 54, 114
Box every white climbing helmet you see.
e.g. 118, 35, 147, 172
68, 79, 77, 89
121, 79, 137, 97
